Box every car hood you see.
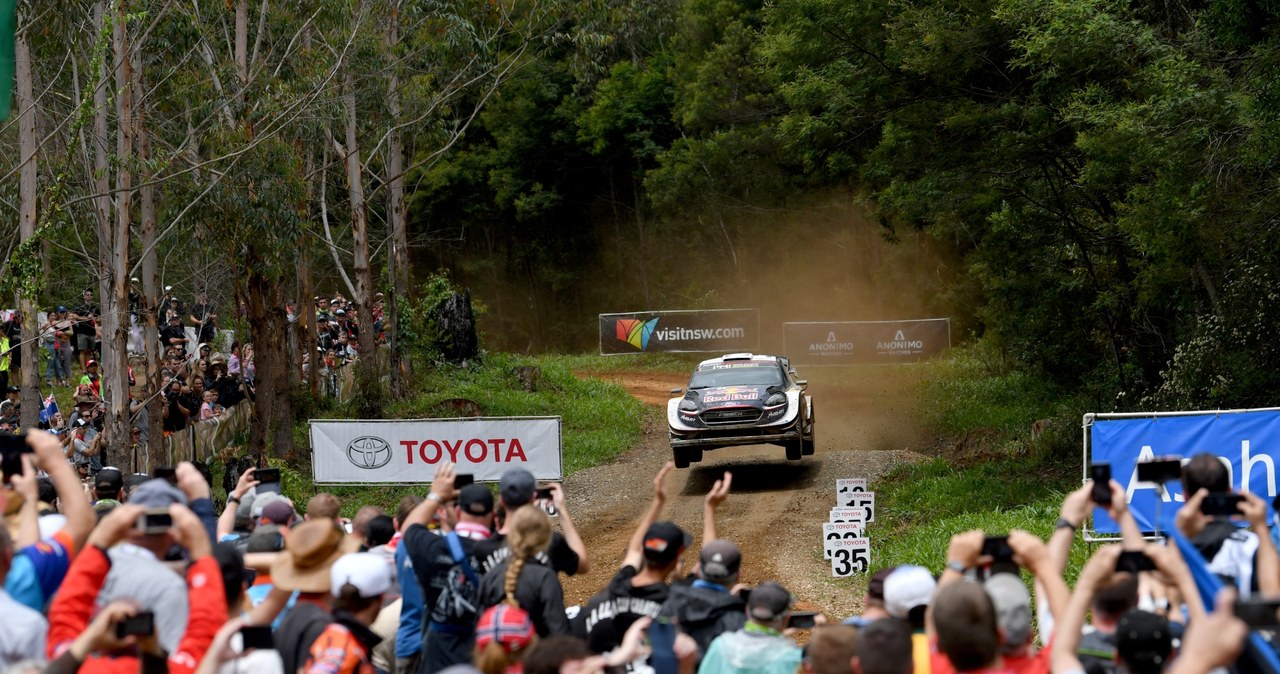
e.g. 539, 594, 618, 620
687, 386, 774, 409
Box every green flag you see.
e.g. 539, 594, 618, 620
0, 0, 15, 123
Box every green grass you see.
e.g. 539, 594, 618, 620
827, 340, 1092, 596
254, 352, 651, 516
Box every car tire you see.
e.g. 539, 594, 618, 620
673, 447, 702, 469
785, 441, 803, 461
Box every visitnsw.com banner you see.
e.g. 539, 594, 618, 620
599, 308, 759, 355
782, 319, 951, 365
1090, 408, 1280, 534
311, 417, 562, 485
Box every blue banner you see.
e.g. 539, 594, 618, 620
1090, 409, 1280, 534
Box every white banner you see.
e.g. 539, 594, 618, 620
310, 417, 563, 485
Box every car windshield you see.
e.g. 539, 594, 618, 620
688, 365, 783, 389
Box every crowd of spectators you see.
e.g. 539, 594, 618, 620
0, 437, 1273, 674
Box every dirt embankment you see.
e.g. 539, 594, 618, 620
558, 366, 933, 618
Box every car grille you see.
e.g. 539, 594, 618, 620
701, 408, 763, 425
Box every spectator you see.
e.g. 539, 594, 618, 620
475, 468, 588, 577
931, 582, 1001, 674
844, 566, 897, 627
163, 378, 191, 435
93, 466, 125, 503
351, 505, 387, 549
191, 292, 218, 346
858, 619, 915, 674
69, 289, 99, 371
308, 492, 343, 521
581, 463, 685, 654
44, 306, 73, 387
200, 389, 218, 420
659, 539, 747, 656
228, 341, 243, 376
0, 386, 19, 427
0, 329, 11, 395
0, 490, 47, 669
698, 581, 803, 674
401, 464, 494, 672
162, 314, 190, 353
68, 419, 103, 473
803, 625, 859, 674
78, 359, 101, 397
272, 518, 360, 674
46, 502, 227, 673
474, 603, 538, 674
478, 505, 569, 637
300, 552, 394, 674
393, 495, 427, 674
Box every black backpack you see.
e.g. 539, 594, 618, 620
429, 532, 482, 630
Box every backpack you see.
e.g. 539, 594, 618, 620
429, 532, 482, 631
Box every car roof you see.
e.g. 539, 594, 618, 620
695, 353, 781, 370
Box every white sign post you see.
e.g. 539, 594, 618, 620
829, 537, 871, 577
310, 417, 563, 485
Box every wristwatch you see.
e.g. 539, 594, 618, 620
945, 560, 968, 574
1055, 517, 1078, 532
227, 495, 241, 505
426, 492, 442, 503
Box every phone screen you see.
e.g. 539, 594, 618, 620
0, 434, 31, 481
786, 611, 818, 629
1201, 493, 1244, 517
255, 468, 281, 494
1116, 550, 1157, 573
116, 611, 155, 638
1091, 464, 1112, 506
1135, 459, 1182, 485
238, 625, 275, 651
1235, 599, 1280, 628
153, 466, 177, 484
536, 487, 554, 501
454, 473, 475, 489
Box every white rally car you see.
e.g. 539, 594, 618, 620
667, 353, 815, 468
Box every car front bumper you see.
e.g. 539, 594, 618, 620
669, 419, 803, 449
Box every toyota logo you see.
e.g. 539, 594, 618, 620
346, 436, 392, 469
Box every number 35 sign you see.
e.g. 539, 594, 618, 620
829, 537, 870, 577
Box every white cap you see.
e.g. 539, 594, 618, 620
330, 552, 393, 599
164, 285, 173, 292
884, 565, 937, 619
250, 491, 291, 518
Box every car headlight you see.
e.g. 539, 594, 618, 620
764, 393, 787, 409
679, 399, 699, 412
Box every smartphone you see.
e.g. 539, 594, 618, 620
238, 625, 275, 651
153, 466, 177, 484
1201, 493, 1244, 516
1234, 598, 1280, 628
1116, 550, 1157, 573
116, 611, 155, 638
1091, 464, 1112, 506
255, 467, 281, 494
1136, 458, 1183, 485
136, 509, 173, 534
787, 611, 819, 629
536, 487, 554, 501
737, 587, 751, 604
454, 473, 475, 489
982, 535, 1015, 563
0, 434, 32, 481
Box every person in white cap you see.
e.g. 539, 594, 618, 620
299, 552, 394, 674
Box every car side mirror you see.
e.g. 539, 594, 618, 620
796, 380, 808, 387
670, 387, 683, 395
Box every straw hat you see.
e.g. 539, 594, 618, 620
271, 519, 359, 593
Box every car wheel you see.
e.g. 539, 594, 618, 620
785, 441, 803, 461
673, 447, 702, 469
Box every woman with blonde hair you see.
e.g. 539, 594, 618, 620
477, 505, 569, 637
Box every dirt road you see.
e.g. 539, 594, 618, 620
558, 365, 933, 618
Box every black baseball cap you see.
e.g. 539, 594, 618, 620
1116, 610, 1172, 674
95, 467, 124, 494
699, 540, 742, 583
500, 468, 536, 505
458, 484, 494, 516
748, 581, 793, 622
642, 521, 690, 565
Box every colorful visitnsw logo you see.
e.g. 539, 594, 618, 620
616, 317, 659, 350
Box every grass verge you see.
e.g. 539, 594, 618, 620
828, 341, 1092, 597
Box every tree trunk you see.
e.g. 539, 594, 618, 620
245, 261, 293, 458
15, 17, 39, 429
300, 155, 318, 396
385, 1, 410, 398
136, 44, 164, 469
340, 71, 378, 398
99, 0, 132, 468
234, 0, 247, 112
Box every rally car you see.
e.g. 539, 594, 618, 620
667, 353, 815, 467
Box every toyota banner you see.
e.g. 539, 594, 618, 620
310, 417, 563, 485
599, 308, 759, 355
782, 319, 951, 365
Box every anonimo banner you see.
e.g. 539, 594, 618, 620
1089, 408, 1280, 535
599, 308, 759, 355
310, 417, 562, 485
782, 319, 951, 365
